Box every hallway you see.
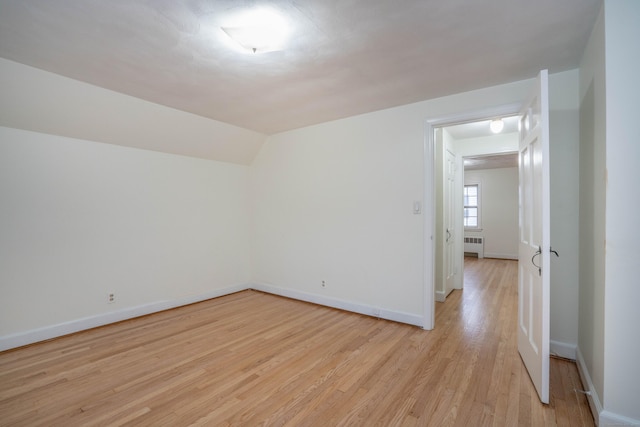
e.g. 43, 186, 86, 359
449, 256, 593, 426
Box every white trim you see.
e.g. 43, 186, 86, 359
463, 182, 482, 229
423, 122, 435, 330
599, 411, 640, 427
0, 283, 248, 352
251, 282, 423, 327
435, 291, 446, 302
483, 253, 518, 260
577, 346, 640, 425
576, 346, 603, 426
425, 103, 521, 330
0, 282, 425, 352
549, 340, 577, 360
426, 104, 523, 129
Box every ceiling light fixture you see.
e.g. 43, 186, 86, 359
221, 8, 290, 54
489, 118, 504, 134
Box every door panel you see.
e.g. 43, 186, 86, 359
518, 70, 550, 404
444, 149, 456, 296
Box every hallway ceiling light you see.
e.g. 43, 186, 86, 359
221, 8, 290, 54
489, 118, 505, 134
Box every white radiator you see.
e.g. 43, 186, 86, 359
464, 236, 484, 258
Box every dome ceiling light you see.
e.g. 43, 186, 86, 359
221, 8, 290, 54
489, 118, 505, 134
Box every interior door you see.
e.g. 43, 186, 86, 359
444, 149, 456, 296
517, 69, 550, 404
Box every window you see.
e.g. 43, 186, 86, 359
464, 184, 480, 228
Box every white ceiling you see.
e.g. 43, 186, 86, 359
0, 0, 600, 135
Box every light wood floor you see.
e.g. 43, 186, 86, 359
0, 258, 593, 426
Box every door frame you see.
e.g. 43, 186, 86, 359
422, 103, 521, 330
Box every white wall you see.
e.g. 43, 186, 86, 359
250, 109, 426, 321
0, 58, 266, 165
548, 70, 581, 359
464, 167, 519, 259
434, 128, 445, 299
601, 0, 640, 422
0, 127, 252, 348
251, 76, 552, 326
578, 1, 607, 411
577, 1, 640, 424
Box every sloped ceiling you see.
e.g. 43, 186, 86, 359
0, 0, 600, 135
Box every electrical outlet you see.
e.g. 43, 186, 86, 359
108, 293, 115, 304
321, 280, 326, 288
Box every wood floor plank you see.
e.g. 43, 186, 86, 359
0, 258, 594, 426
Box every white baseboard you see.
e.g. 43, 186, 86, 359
599, 411, 640, 427
483, 252, 518, 260
250, 282, 423, 327
576, 346, 604, 425
435, 291, 446, 302
575, 347, 640, 426
0, 283, 248, 352
550, 340, 577, 360
1, 282, 424, 352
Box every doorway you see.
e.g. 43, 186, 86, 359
437, 118, 519, 299
422, 104, 520, 330
424, 71, 552, 404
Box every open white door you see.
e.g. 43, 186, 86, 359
444, 148, 457, 297
517, 69, 550, 404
